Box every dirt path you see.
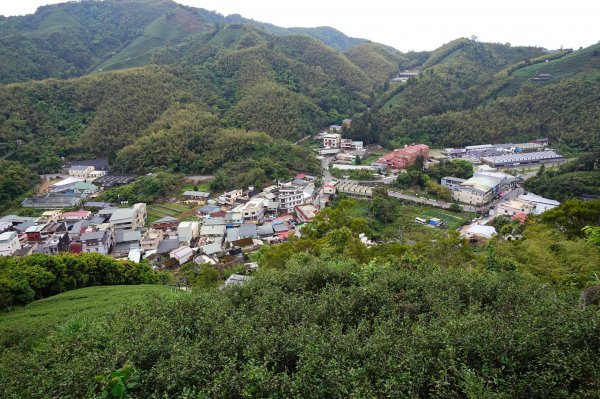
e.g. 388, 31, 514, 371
36, 178, 54, 195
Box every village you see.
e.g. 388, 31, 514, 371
0, 121, 569, 271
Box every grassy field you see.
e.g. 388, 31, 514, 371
341, 199, 474, 242
146, 202, 198, 223
420, 208, 474, 230
178, 182, 211, 195
0, 285, 172, 349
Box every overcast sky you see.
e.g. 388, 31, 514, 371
1, 0, 598, 51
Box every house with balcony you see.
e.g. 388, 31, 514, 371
141, 229, 163, 251
151, 216, 179, 231
323, 133, 341, 148
34, 232, 70, 255
219, 189, 247, 205
278, 186, 303, 214
113, 230, 142, 257
340, 139, 364, 152
40, 210, 63, 223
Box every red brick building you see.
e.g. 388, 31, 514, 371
376, 144, 429, 169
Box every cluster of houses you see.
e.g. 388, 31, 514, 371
442, 138, 564, 167
458, 191, 561, 243
0, 175, 324, 273
317, 133, 431, 176
317, 121, 366, 162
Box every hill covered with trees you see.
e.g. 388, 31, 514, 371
347, 40, 600, 149
0, 0, 372, 84
2, 196, 600, 397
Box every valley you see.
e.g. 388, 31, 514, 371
0, 1, 599, 397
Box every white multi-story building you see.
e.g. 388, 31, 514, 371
441, 177, 467, 191
340, 139, 364, 152
68, 165, 94, 179
278, 186, 304, 213
219, 189, 246, 205
451, 171, 516, 206
323, 133, 341, 148
177, 221, 199, 244
0, 231, 21, 256
517, 193, 560, 215
242, 198, 265, 221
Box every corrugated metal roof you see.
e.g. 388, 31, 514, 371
461, 176, 501, 193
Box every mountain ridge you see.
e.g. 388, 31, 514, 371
0, 0, 376, 83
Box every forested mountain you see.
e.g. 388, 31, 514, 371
0, 0, 370, 83
347, 39, 600, 149
345, 43, 411, 85
0, 0, 598, 203
0, 15, 373, 176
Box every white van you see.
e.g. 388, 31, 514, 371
415, 217, 427, 224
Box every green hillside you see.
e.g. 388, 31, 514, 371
0, 0, 176, 83
94, 8, 214, 72
1, 257, 599, 397
495, 43, 600, 97
0, 0, 374, 83
0, 285, 171, 348
0, 23, 366, 181
288, 26, 367, 51
345, 43, 409, 84
347, 38, 548, 144
374, 78, 600, 149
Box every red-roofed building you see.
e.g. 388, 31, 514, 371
295, 173, 306, 180
323, 184, 337, 195
511, 212, 528, 224
375, 144, 429, 170
210, 211, 227, 218
277, 231, 290, 240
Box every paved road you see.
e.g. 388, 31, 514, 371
293, 135, 312, 145
321, 157, 333, 184
184, 175, 214, 182
319, 154, 523, 215
320, 156, 470, 211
